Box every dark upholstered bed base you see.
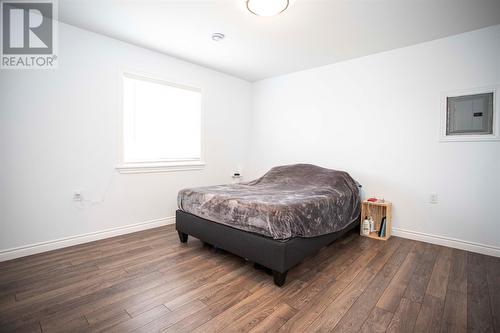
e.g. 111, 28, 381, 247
175, 210, 360, 286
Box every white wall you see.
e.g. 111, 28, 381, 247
0, 23, 252, 257
1, 23, 499, 260
249, 25, 500, 255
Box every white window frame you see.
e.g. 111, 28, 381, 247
440, 85, 499, 142
117, 71, 205, 174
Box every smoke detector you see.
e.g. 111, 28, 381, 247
211, 33, 225, 41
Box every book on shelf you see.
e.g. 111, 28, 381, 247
378, 216, 387, 237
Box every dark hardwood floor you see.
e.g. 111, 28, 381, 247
0, 225, 498, 332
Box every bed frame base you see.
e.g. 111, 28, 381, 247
273, 271, 288, 287
175, 210, 359, 287
178, 231, 188, 243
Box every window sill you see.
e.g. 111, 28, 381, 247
116, 161, 205, 174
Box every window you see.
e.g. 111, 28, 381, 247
441, 87, 499, 142
118, 73, 203, 173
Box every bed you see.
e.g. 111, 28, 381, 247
176, 164, 361, 286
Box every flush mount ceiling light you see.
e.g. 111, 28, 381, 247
246, 0, 289, 16
211, 32, 225, 41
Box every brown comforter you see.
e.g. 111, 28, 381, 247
177, 164, 361, 239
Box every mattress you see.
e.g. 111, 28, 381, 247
177, 164, 361, 239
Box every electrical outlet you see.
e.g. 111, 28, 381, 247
429, 193, 438, 204
73, 190, 83, 201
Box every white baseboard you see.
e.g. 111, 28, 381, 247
0, 216, 175, 262
3, 219, 497, 262
392, 228, 500, 257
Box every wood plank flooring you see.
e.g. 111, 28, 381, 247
0, 225, 498, 332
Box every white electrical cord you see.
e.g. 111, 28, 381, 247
75, 169, 116, 209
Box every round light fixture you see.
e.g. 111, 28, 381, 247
211, 32, 225, 41
246, 0, 289, 16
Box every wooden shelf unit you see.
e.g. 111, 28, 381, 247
360, 200, 392, 241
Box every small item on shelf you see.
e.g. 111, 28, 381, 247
362, 217, 370, 236
369, 216, 375, 233
367, 197, 378, 202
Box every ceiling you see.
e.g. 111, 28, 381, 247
59, 0, 500, 82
